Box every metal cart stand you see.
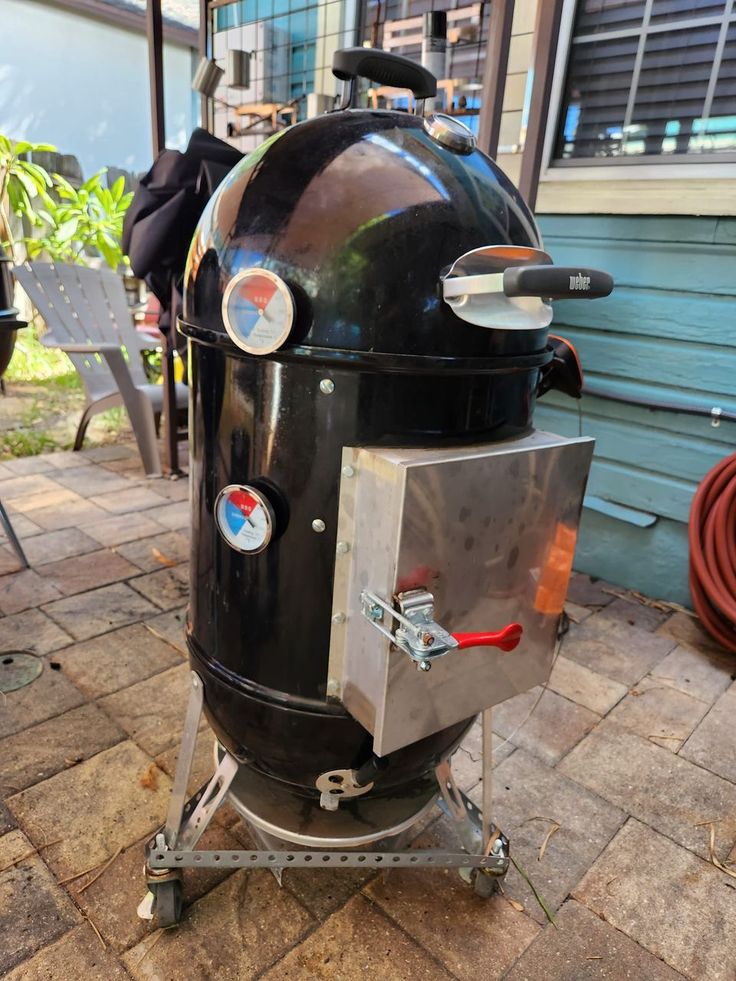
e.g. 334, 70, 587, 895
139, 671, 509, 928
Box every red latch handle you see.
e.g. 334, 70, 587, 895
451, 623, 523, 653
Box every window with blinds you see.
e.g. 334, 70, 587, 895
553, 0, 736, 162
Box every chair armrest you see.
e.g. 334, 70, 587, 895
58, 343, 145, 409
136, 329, 163, 351
52, 341, 121, 354
51, 342, 138, 398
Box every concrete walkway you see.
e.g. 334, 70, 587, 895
0, 444, 734, 979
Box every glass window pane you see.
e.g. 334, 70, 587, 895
650, 0, 725, 25
554, 2, 736, 161
289, 9, 307, 42
574, 0, 646, 36
628, 24, 721, 154
240, 0, 257, 24
215, 5, 239, 30
554, 35, 639, 158
709, 21, 736, 152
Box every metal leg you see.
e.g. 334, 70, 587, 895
435, 758, 480, 854
163, 285, 182, 477
73, 404, 94, 451
475, 707, 507, 897
0, 501, 29, 568
164, 672, 204, 848
481, 708, 494, 850
248, 824, 286, 886
126, 389, 163, 478
435, 744, 510, 896
381, 827, 411, 885
177, 751, 239, 849
161, 337, 180, 476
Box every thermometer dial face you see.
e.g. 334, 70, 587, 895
215, 485, 275, 554
222, 268, 295, 355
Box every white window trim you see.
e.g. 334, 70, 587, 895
540, 0, 736, 183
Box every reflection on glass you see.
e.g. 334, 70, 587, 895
554, 1, 736, 159
554, 36, 638, 158
628, 26, 718, 155
575, 0, 646, 35
650, 0, 725, 24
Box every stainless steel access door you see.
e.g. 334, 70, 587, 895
327, 431, 594, 756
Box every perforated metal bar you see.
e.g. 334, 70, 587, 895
148, 848, 508, 871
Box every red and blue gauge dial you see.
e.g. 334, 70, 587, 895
222, 268, 295, 355
215, 484, 275, 554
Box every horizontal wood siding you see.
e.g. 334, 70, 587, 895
535, 214, 736, 607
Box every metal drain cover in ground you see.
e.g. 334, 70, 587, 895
0, 651, 43, 693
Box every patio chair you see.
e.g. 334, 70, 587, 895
14, 261, 187, 477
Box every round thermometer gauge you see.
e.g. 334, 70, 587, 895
215, 485, 275, 555
222, 268, 295, 355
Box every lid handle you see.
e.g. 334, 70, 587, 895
332, 47, 437, 99
503, 265, 613, 300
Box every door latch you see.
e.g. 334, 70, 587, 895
360, 588, 522, 671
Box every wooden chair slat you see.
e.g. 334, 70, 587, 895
54, 265, 110, 346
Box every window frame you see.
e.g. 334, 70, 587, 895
541, 0, 736, 181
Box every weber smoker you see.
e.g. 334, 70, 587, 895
140, 49, 612, 927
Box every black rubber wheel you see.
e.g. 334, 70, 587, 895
152, 877, 183, 928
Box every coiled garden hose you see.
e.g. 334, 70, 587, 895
689, 452, 736, 654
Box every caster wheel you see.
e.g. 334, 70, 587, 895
471, 869, 501, 898
152, 876, 183, 928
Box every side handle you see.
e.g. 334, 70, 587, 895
503, 266, 613, 300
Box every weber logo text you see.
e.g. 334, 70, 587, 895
569, 273, 591, 291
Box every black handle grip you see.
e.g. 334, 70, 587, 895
503, 266, 613, 300
332, 47, 437, 99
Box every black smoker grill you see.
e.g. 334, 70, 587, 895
140, 49, 612, 927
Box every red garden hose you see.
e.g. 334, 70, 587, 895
689, 452, 736, 653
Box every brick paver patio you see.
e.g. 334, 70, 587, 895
1, 444, 735, 979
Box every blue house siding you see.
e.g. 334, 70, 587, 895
535, 214, 736, 607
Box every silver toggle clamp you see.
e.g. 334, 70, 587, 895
360, 588, 458, 671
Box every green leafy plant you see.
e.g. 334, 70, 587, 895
0, 134, 56, 253
25, 170, 134, 270
1, 132, 133, 270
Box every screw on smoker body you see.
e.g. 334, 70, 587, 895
336, 541, 350, 554
319, 379, 335, 395
368, 604, 383, 621
341, 465, 355, 478
418, 660, 431, 672
332, 612, 346, 624
312, 519, 326, 533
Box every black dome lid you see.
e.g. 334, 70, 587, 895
184, 110, 546, 359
